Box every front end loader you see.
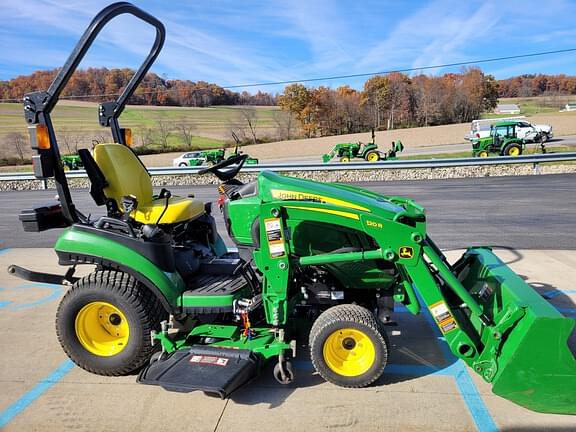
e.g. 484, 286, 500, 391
8, 2, 575, 414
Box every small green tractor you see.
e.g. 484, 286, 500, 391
176, 149, 226, 167
61, 154, 84, 170
322, 130, 403, 163
472, 121, 526, 157
8, 2, 575, 414
229, 132, 259, 165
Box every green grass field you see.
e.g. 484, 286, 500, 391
0, 102, 280, 162
480, 95, 575, 118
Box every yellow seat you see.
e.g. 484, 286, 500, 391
93, 144, 204, 224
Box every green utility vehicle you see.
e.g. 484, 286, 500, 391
472, 121, 526, 157
174, 149, 226, 167
9, 3, 576, 414
323, 130, 403, 163
61, 154, 84, 170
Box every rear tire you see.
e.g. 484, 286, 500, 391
365, 151, 380, 162
503, 143, 522, 156
56, 270, 167, 376
309, 304, 389, 388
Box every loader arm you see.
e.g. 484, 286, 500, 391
248, 181, 576, 414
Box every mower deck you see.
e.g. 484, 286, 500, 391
138, 346, 260, 398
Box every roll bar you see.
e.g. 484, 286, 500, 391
22, 2, 166, 223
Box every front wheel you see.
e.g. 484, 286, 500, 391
339, 156, 350, 163
310, 304, 389, 388
478, 150, 489, 158
178, 162, 188, 167
56, 270, 167, 376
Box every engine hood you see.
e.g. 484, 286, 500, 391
257, 171, 426, 222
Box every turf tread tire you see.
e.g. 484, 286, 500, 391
56, 270, 166, 376
309, 304, 389, 388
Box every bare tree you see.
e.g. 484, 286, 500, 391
177, 121, 195, 149
59, 129, 82, 154
135, 128, 154, 148
272, 110, 295, 140
156, 120, 172, 150
7, 132, 27, 163
239, 107, 258, 144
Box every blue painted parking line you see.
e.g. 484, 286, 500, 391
415, 293, 498, 432
0, 359, 75, 428
0, 283, 64, 311
0, 248, 11, 256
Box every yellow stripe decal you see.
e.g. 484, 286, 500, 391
285, 206, 360, 220
271, 189, 370, 212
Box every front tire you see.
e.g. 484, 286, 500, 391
310, 304, 389, 388
56, 270, 167, 376
178, 162, 188, 167
340, 156, 350, 163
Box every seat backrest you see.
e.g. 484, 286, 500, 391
93, 144, 153, 210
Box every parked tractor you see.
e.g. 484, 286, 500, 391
61, 154, 84, 170
229, 131, 259, 165
323, 130, 403, 163
8, 3, 575, 415
471, 121, 527, 157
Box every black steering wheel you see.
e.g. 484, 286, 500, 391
198, 154, 248, 181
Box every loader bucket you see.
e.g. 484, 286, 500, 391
454, 247, 576, 414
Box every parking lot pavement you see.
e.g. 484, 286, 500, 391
0, 248, 575, 432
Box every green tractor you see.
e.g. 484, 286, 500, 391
323, 130, 403, 163
61, 154, 84, 170
472, 121, 526, 157
9, 3, 576, 414
228, 131, 259, 165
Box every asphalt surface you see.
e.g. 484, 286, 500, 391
0, 173, 575, 250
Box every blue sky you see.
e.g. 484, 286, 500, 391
1, 0, 575, 93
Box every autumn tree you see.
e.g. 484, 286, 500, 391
278, 84, 316, 137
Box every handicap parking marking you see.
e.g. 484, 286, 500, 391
0, 359, 75, 429
0, 282, 64, 311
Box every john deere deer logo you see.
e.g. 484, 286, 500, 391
399, 246, 414, 259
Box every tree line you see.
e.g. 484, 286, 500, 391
0, 68, 276, 106
278, 68, 500, 137
497, 74, 576, 98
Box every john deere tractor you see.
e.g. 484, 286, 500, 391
472, 121, 526, 157
323, 130, 403, 163
8, 3, 575, 414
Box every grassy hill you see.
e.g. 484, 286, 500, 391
0, 101, 280, 163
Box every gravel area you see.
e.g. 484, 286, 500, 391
2, 164, 575, 191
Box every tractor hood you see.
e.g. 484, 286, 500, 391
257, 171, 425, 223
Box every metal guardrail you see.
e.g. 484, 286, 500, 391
1, 152, 576, 181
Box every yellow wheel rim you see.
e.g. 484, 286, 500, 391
340, 157, 350, 163
367, 153, 379, 162
75, 301, 130, 357
508, 146, 520, 156
323, 328, 376, 377
479, 151, 488, 158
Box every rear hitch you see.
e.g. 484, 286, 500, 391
7, 264, 78, 285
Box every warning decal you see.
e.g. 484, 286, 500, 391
190, 355, 229, 367
264, 218, 286, 258
429, 301, 458, 334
